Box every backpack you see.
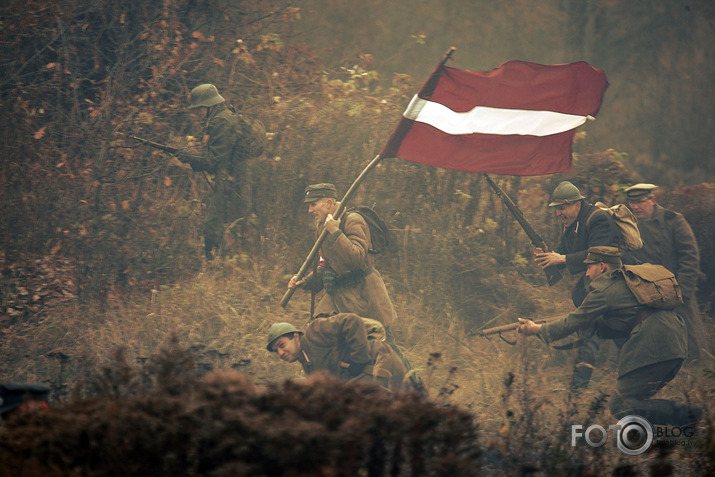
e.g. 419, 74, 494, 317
620, 264, 683, 310
231, 111, 267, 160
342, 206, 392, 254
587, 202, 643, 251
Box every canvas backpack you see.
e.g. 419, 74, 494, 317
234, 113, 266, 160
342, 206, 392, 254
587, 201, 643, 251
619, 264, 683, 310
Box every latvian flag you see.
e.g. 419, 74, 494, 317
380, 60, 608, 176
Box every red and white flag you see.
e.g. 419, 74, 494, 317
380, 60, 608, 176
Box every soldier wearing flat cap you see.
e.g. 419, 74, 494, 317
534, 181, 622, 390
625, 183, 709, 362
519, 246, 701, 427
288, 183, 397, 331
0, 383, 50, 425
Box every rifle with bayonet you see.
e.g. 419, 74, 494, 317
131, 136, 179, 155
483, 173, 562, 286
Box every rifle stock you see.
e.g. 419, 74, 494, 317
483, 174, 562, 286
131, 136, 179, 155
479, 315, 563, 337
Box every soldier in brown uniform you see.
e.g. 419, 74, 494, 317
266, 313, 407, 392
176, 84, 265, 259
520, 247, 701, 426
288, 184, 397, 330
625, 183, 710, 361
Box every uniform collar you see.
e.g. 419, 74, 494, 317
571, 202, 592, 234
641, 204, 665, 225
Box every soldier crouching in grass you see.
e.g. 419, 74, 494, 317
266, 313, 408, 393
519, 246, 702, 427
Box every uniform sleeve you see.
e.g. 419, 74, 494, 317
541, 285, 610, 342
671, 214, 700, 296
176, 116, 234, 173
564, 210, 616, 274
309, 314, 370, 365
322, 213, 370, 274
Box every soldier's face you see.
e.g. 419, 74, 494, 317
308, 198, 333, 223
585, 263, 607, 281
627, 196, 655, 220
553, 202, 581, 227
272, 335, 300, 363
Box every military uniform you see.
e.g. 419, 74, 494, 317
309, 211, 397, 328
540, 247, 697, 426
269, 313, 407, 391
177, 85, 264, 258
548, 182, 621, 390
626, 184, 708, 360
301, 184, 397, 328
554, 202, 619, 306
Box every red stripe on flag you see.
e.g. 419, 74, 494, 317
393, 122, 574, 176
433, 61, 607, 115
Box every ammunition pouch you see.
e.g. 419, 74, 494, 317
323, 267, 373, 295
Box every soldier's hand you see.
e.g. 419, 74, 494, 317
288, 275, 305, 289
518, 318, 542, 336
341, 361, 367, 378
324, 214, 340, 234
534, 251, 565, 269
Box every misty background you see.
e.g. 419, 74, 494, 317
294, 0, 714, 183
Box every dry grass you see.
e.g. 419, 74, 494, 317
1, 251, 713, 475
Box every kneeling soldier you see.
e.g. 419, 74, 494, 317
520, 246, 701, 426
267, 313, 407, 392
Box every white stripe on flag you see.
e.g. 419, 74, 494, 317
403, 95, 590, 137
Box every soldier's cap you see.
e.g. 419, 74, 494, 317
583, 246, 622, 265
303, 183, 337, 203
0, 382, 50, 416
624, 183, 658, 201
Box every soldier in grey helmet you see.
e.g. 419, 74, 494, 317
534, 181, 621, 391
176, 84, 266, 259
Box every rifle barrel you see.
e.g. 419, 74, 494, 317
478, 315, 563, 336
483, 174, 562, 286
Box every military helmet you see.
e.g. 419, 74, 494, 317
189, 84, 225, 109
266, 322, 303, 351
548, 181, 586, 207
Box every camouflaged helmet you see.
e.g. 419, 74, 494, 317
548, 181, 586, 207
266, 322, 303, 351
189, 84, 225, 109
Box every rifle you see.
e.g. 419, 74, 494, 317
478, 315, 564, 345
131, 135, 216, 191
483, 173, 562, 286
131, 136, 179, 155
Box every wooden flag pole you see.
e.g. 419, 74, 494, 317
280, 47, 457, 309
280, 153, 383, 308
